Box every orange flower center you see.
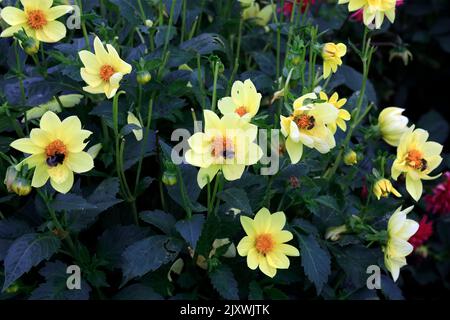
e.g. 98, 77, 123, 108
45, 139, 67, 167
27, 10, 47, 30
99, 65, 116, 82
295, 114, 315, 130
406, 149, 427, 171
211, 136, 234, 159
235, 106, 248, 117
255, 234, 274, 255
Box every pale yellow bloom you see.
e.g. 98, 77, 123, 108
239, 0, 274, 27
218, 79, 262, 121
185, 110, 263, 188
384, 206, 418, 281
344, 150, 358, 166
391, 126, 443, 201
319, 91, 351, 133
280, 93, 338, 164
10, 111, 94, 194
338, 0, 396, 29
378, 107, 409, 147
237, 208, 300, 278
373, 178, 401, 200
322, 42, 346, 79
79, 37, 132, 99
0, 0, 73, 43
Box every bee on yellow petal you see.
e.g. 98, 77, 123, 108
319, 91, 351, 133
391, 126, 443, 201
0, 0, 73, 43
383, 206, 419, 281
280, 92, 338, 164
10, 111, 94, 194
322, 42, 346, 79
185, 110, 263, 188
373, 178, 401, 200
338, 0, 396, 29
378, 107, 409, 147
218, 79, 262, 121
79, 37, 132, 99
237, 208, 300, 278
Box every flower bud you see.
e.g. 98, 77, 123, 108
4, 166, 19, 192
22, 38, 40, 55
344, 150, 358, 166
373, 178, 401, 200
145, 19, 154, 28
162, 171, 177, 186
136, 70, 152, 85
11, 177, 32, 196
325, 225, 348, 241
378, 107, 409, 147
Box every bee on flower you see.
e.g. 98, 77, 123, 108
319, 91, 351, 133
185, 110, 263, 188
338, 0, 396, 29
237, 208, 300, 278
218, 79, 262, 122
0, 0, 73, 43
384, 206, 419, 281
79, 37, 132, 99
280, 93, 338, 164
322, 42, 347, 79
10, 111, 94, 194
391, 126, 443, 201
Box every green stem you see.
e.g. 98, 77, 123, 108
162, 0, 177, 62
176, 166, 192, 218
75, 0, 90, 49
211, 61, 219, 112
197, 53, 206, 109
137, 0, 146, 21
180, 0, 187, 44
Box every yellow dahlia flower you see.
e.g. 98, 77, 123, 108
280, 93, 338, 164
185, 110, 263, 188
79, 37, 132, 99
391, 126, 443, 201
10, 111, 94, 194
239, 0, 274, 27
322, 42, 347, 79
319, 91, 351, 133
384, 206, 418, 281
338, 0, 396, 29
0, 0, 73, 43
378, 107, 409, 147
237, 208, 300, 278
373, 178, 401, 200
218, 79, 262, 121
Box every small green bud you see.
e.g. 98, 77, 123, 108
11, 177, 32, 196
136, 70, 152, 85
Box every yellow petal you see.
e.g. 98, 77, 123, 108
266, 250, 290, 269
240, 215, 256, 237
1, 24, 28, 37
46, 5, 73, 20
65, 152, 94, 173
197, 165, 220, 188
50, 169, 74, 194
81, 68, 102, 87
278, 243, 300, 256
93, 36, 110, 64
127, 112, 143, 141
79, 51, 101, 73
1, 7, 27, 25
247, 248, 259, 270
273, 230, 293, 243
222, 164, 245, 181
406, 174, 423, 201
258, 257, 277, 278
269, 211, 286, 232
285, 137, 303, 164
253, 207, 271, 233
30, 129, 52, 148
10, 138, 44, 154
40, 111, 62, 133
237, 236, 253, 256
31, 163, 50, 188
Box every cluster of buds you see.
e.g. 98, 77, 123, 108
4, 165, 32, 196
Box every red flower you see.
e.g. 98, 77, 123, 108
409, 216, 433, 249
350, 0, 404, 22
279, 0, 316, 17
425, 172, 450, 215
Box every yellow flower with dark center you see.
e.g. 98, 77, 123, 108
391, 126, 443, 201
373, 178, 401, 200
237, 208, 300, 278
338, 0, 396, 29
185, 110, 263, 188
319, 91, 351, 133
322, 42, 347, 79
10, 111, 94, 194
79, 37, 132, 99
0, 0, 73, 43
280, 93, 338, 164
218, 79, 262, 121
384, 206, 418, 281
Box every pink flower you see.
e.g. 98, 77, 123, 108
350, 0, 404, 22
279, 0, 316, 17
425, 172, 450, 215
409, 216, 433, 249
